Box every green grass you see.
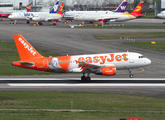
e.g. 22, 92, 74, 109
0, 91, 165, 120
0, 40, 61, 76
0, 110, 165, 120
59, 26, 165, 29
95, 32, 165, 40
123, 41, 165, 52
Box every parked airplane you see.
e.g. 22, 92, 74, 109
64, 0, 128, 23
32, 2, 64, 25
0, 2, 32, 18
12, 35, 151, 81
157, 10, 165, 19
74, 1, 145, 25
8, 0, 59, 24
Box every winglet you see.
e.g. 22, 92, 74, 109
13, 35, 43, 61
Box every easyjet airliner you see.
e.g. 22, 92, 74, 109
12, 35, 151, 81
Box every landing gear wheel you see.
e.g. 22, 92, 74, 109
86, 76, 91, 81
129, 74, 133, 78
38, 22, 43, 25
81, 76, 86, 81
81, 73, 91, 82
53, 23, 56, 26
27, 21, 30, 24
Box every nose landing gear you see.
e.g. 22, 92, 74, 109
128, 69, 134, 78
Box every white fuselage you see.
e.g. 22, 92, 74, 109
72, 12, 135, 22
157, 11, 165, 19
8, 12, 51, 20
32, 13, 62, 22
48, 52, 151, 73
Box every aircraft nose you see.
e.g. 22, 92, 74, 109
145, 58, 151, 65
157, 14, 163, 18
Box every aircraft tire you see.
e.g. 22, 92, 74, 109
129, 74, 133, 78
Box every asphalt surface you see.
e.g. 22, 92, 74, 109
0, 18, 165, 98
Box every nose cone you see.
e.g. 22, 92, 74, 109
157, 13, 164, 19
8, 15, 11, 19
145, 58, 151, 65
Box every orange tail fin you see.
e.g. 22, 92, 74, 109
130, 2, 143, 15
57, 2, 64, 15
13, 35, 43, 61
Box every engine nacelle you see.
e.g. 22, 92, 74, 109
95, 66, 116, 76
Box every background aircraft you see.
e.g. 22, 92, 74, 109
32, 2, 64, 25
157, 10, 165, 19
8, 0, 60, 24
12, 35, 151, 81
73, 1, 144, 25
64, 0, 128, 24
0, 2, 32, 18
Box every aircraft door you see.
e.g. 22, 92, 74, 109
129, 54, 134, 63
43, 59, 48, 68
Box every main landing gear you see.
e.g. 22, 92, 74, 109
128, 68, 134, 78
81, 73, 91, 82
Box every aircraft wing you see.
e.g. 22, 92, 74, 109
77, 61, 114, 73
97, 17, 119, 22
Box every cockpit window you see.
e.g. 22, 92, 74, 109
139, 56, 144, 58
10, 13, 14, 16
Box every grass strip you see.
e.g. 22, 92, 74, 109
0, 110, 164, 120
0, 40, 61, 76
123, 41, 165, 53
95, 32, 165, 40
59, 26, 165, 29
0, 91, 165, 120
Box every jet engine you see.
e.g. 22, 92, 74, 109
95, 66, 116, 76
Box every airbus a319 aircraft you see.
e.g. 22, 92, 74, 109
8, 0, 60, 24
32, 2, 64, 25
64, 0, 128, 23
12, 35, 151, 81
73, 2, 145, 25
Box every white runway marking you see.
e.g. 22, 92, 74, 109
8, 83, 165, 87
1, 78, 165, 80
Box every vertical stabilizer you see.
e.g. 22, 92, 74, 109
49, 0, 60, 13
130, 2, 144, 15
57, 2, 64, 15
114, 0, 127, 13
13, 35, 43, 61
26, 2, 33, 12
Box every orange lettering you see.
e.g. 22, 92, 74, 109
107, 54, 114, 62
93, 56, 99, 63
78, 57, 85, 62
99, 56, 107, 65
115, 55, 122, 62
86, 57, 92, 63
122, 54, 128, 61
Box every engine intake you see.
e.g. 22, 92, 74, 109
95, 66, 116, 76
